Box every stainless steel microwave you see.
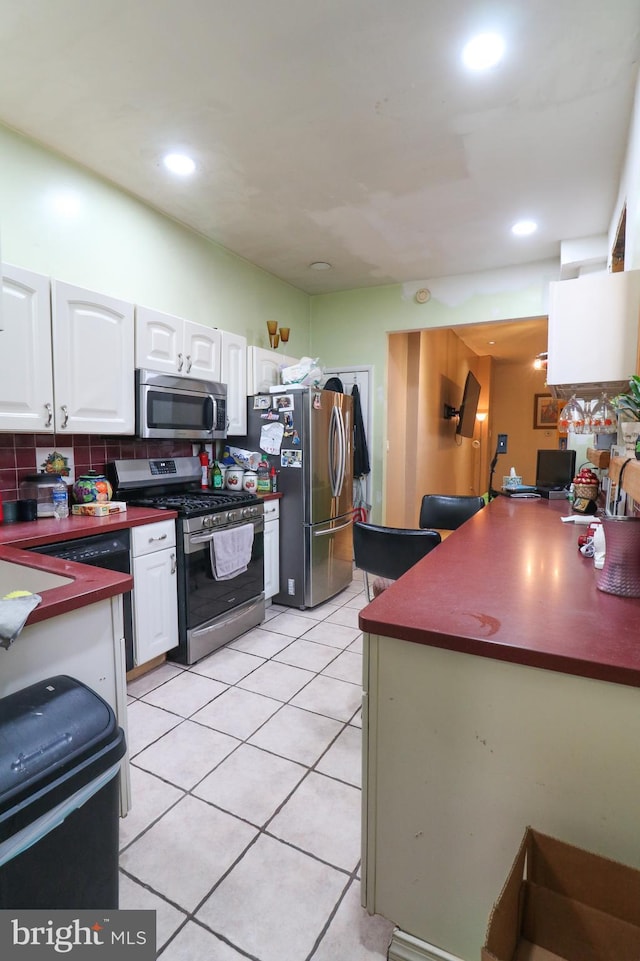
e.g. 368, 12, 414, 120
135, 368, 228, 440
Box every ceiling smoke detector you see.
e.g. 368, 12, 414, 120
415, 288, 431, 304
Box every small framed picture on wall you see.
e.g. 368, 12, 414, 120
533, 393, 559, 429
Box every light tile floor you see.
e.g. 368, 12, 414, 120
120, 569, 395, 960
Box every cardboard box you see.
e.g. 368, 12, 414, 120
71, 501, 127, 516
482, 828, 640, 961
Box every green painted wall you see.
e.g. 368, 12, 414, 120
0, 123, 310, 353
309, 264, 558, 517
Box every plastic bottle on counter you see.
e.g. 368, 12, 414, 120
211, 461, 223, 490
257, 461, 271, 493
52, 479, 69, 519
269, 467, 278, 493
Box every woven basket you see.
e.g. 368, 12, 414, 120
574, 483, 598, 500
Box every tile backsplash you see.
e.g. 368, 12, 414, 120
0, 433, 194, 501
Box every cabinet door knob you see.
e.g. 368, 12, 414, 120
44, 403, 53, 427
177, 352, 184, 371
170, 553, 176, 574
185, 354, 192, 373
60, 405, 69, 428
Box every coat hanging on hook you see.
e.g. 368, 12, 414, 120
352, 383, 370, 479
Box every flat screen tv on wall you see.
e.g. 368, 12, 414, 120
456, 371, 481, 438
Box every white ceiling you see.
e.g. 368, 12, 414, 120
1, 1, 639, 294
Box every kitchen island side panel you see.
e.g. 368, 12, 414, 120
363, 632, 640, 961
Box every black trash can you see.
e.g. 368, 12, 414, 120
0, 675, 126, 908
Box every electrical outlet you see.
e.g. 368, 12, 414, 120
497, 433, 508, 454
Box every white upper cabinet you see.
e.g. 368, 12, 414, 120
247, 346, 282, 394
52, 280, 135, 434
547, 269, 640, 388
221, 330, 248, 435
247, 346, 302, 394
0, 264, 54, 433
183, 319, 221, 380
0, 268, 134, 435
136, 305, 221, 380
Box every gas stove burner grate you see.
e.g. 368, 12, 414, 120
127, 489, 261, 517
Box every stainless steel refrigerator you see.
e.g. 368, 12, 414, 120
245, 387, 353, 608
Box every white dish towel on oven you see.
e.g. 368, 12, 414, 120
210, 524, 255, 580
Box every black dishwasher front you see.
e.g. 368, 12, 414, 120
30, 531, 134, 671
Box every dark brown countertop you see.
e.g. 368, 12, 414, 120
0, 506, 176, 623
359, 496, 640, 688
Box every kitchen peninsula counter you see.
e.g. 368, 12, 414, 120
359, 497, 640, 961
359, 495, 640, 687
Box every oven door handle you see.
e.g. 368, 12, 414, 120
190, 522, 263, 545
312, 518, 353, 536
190, 531, 219, 545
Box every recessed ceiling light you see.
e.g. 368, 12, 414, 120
309, 261, 332, 270
512, 220, 538, 236
163, 153, 196, 176
462, 32, 505, 71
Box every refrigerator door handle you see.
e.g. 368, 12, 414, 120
329, 405, 340, 497
329, 403, 347, 498
336, 404, 346, 497
312, 518, 353, 536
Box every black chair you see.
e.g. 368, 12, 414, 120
419, 494, 485, 532
353, 521, 441, 600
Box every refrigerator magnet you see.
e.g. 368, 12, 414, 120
253, 395, 271, 410
313, 392, 322, 409
273, 394, 294, 412
281, 449, 303, 468
259, 421, 285, 454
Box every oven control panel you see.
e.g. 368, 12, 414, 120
200, 503, 264, 529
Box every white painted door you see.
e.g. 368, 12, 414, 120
221, 330, 247, 435
51, 280, 135, 434
0, 264, 54, 432
183, 320, 221, 380
135, 304, 183, 374
132, 548, 179, 664
324, 366, 373, 516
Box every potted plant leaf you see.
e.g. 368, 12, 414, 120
613, 375, 640, 456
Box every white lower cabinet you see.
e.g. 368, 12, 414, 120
131, 520, 179, 665
263, 498, 280, 600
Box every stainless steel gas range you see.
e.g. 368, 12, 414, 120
108, 457, 265, 665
